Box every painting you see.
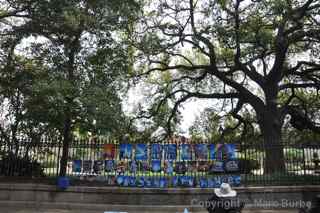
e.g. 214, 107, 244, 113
135, 144, 148, 160
104, 144, 116, 159
181, 144, 192, 160
195, 144, 208, 160
164, 144, 177, 160
105, 160, 115, 172
73, 160, 82, 173
119, 144, 132, 159
151, 144, 162, 160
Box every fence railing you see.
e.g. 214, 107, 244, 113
1, 137, 320, 187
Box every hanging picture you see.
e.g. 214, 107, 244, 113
106, 175, 116, 185
93, 160, 104, 174
83, 160, 92, 173
187, 161, 198, 173
152, 178, 160, 188
164, 144, 177, 160
209, 144, 216, 160
233, 175, 241, 186
138, 161, 150, 172
215, 143, 226, 160
164, 160, 174, 174
199, 178, 208, 188
172, 176, 179, 187
198, 161, 209, 172
151, 144, 162, 160
137, 177, 145, 187
174, 162, 187, 174
224, 160, 239, 173
209, 161, 224, 173
225, 144, 236, 160
116, 161, 127, 174
195, 144, 208, 160
73, 160, 82, 173
159, 178, 167, 188
145, 177, 152, 187
129, 176, 136, 187
135, 144, 148, 160
104, 144, 116, 159
105, 160, 115, 172
119, 144, 132, 159
116, 175, 124, 186
152, 160, 161, 172
129, 160, 138, 173
181, 144, 192, 160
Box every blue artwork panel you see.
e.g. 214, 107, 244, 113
151, 144, 162, 160
181, 144, 192, 160
164, 160, 174, 174
130, 160, 138, 173
135, 144, 148, 160
164, 144, 177, 160
152, 160, 161, 172
225, 144, 236, 159
119, 144, 132, 159
195, 144, 208, 160
209, 144, 216, 160
73, 160, 82, 173
105, 160, 115, 172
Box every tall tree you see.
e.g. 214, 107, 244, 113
0, 0, 140, 176
133, 0, 320, 173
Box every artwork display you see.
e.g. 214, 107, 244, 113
195, 144, 208, 160
119, 144, 132, 159
73, 160, 82, 173
135, 144, 148, 160
151, 144, 162, 160
164, 144, 177, 160
71, 142, 240, 188
104, 144, 116, 159
181, 144, 192, 160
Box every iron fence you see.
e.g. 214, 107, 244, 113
0, 136, 320, 187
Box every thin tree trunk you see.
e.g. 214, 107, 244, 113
59, 114, 72, 177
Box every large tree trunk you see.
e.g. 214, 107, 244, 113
59, 114, 72, 177
258, 102, 285, 174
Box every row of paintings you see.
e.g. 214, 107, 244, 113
104, 143, 236, 160
80, 175, 241, 188
72, 159, 239, 174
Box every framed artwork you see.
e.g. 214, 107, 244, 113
152, 160, 161, 172
151, 144, 162, 160
225, 144, 236, 160
129, 160, 138, 173
224, 160, 239, 173
209, 161, 224, 173
195, 144, 208, 160
164, 160, 174, 174
83, 160, 92, 173
174, 162, 187, 174
105, 160, 115, 172
164, 144, 177, 160
209, 144, 216, 160
119, 144, 132, 159
73, 160, 82, 173
187, 161, 198, 173
104, 144, 115, 159
181, 144, 192, 160
135, 144, 148, 160
93, 160, 104, 174
198, 161, 209, 172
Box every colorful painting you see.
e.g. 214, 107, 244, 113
83, 160, 92, 173
116, 161, 127, 174
105, 160, 115, 172
195, 144, 208, 160
152, 160, 161, 172
151, 144, 162, 160
174, 162, 187, 174
225, 144, 236, 159
198, 161, 209, 172
73, 160, 82, 173
181, 144, 192, 160
135, 144, 148, 160
119, 144, 132, 159
129, 160, 138, 173
209, 161, 224, 173
187, 161, 198, 172
164, 160, 174, 174
164, 144, 177, 160
209, 144, 216, 160
104, 144, 116, 159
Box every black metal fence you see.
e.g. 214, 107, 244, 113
0, 136, 320, 187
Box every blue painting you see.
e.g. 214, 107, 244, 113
130, 160, 138, 173
225, 144, 236, 159
152, 160, 161, 172
164, 160, 174, 174
73, 160, 82, 173
135, 144, 148, 160
195, 144, 208, 160
164, 144, 177, 160
181, 144, 192, 160
120, 144, 132, 159
105, 160, 115, 172
209, 144, 216, 160
151, 144, 162, 160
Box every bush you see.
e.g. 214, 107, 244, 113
238, 158, 260, 174
0, 152, 45, 177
